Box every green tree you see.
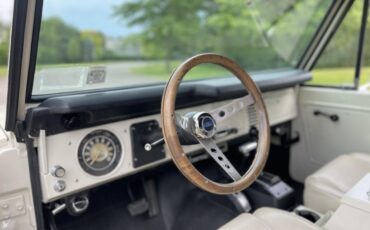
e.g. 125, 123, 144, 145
115, 0, 366, 71
67, 37, 83, 62
37, 17, 83, 64
81, 31, 106, 60
203, 0, 287, 69
114, 0, 214, 71
114, 0, 290, 70
0, 22, 10, 65
316, 0, 363, 68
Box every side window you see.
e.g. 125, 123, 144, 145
310, 0, 363, 87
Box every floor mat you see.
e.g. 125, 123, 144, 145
54, 169, 239, 230
172, 190, 238, 230
289, 180, 304, 208
55, 181, 166, 230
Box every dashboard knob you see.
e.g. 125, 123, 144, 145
54, 180, 66, 192
51, 165, 66, 178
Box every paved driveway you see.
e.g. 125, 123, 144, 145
32, 61, 166, 95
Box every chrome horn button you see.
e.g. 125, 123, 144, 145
192, 112, 217, 139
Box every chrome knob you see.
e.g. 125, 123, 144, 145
144, 138, 165, 151
51, 165, 66, 178
54, 180, 66, 192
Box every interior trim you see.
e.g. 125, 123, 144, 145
4, 0, 29, 131
24, 70, 310, 137
296, 0, 339, 69
305, 0, 353, 70
24, 129, 46, 229
40, 87, 297, 202
354, 0, 369, 89
25, 0, 43, 102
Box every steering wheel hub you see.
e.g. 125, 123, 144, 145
192, 112, 217, 139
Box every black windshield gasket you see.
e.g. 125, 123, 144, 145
302, 0, 369, 90
306, 1, 354, 71
298, 0, 354, 71
25, 0, 44, 102
296, 0, 338, 69
5, 0, 29, 131
354, 0, 369, 89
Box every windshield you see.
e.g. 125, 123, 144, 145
32, 0, 332, 96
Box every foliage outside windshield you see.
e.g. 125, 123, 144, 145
32, 0, 331, 96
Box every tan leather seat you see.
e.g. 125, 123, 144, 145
304, 153, 370, 213
219, 207, 319, 230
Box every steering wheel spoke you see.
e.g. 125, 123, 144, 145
209, 94, 254, 123
198, 138, 241, 181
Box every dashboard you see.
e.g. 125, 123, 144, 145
35, 87, 298, 202
22, 70, 310, 202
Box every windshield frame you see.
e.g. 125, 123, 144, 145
25, 0, 333, 102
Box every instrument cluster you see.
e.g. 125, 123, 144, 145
78, 130, 122, 176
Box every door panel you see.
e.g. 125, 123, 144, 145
290, 87, 370, 182
0, 137, 36, 229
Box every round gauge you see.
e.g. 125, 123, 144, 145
78, 130, 122, 176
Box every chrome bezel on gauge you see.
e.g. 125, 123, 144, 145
78, 130, 122, 176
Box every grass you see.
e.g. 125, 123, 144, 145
311, 67, 370, 86
131, 61, 232, 80
133, 61, 370, 86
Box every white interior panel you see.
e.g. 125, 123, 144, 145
38, 87, 297, 202
0, 141, 36, 229
290, 87, 370, 182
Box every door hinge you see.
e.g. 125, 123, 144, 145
14, 120, 26, 143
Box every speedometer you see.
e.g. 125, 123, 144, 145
78, 130, 122, 176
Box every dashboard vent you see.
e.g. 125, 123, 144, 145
247, 105, 258, 128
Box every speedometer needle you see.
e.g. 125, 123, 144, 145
90, 152, 101, 165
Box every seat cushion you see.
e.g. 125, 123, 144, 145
218, 213, 269, 230
304, 153, 370, 213
219, 207, 319, 230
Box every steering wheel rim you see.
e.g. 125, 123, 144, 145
161, 53, 270, 194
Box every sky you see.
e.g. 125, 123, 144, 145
0, 0, 140, 37
43, 0, 140, 37
0, 0, 13, 24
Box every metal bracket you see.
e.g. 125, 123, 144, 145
14, 121, 26, 143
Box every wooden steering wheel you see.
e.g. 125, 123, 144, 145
161, 54, 270, 194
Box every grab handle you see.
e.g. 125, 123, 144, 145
313, 110, 339, 122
